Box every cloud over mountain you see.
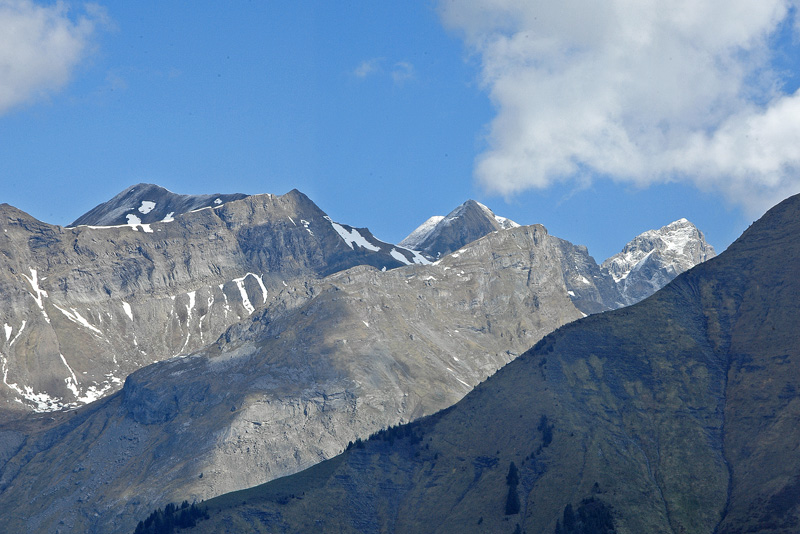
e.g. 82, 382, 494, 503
439, 0, 800, 216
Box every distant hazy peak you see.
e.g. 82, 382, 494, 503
602, 218, 715, 281
69, 183, 250, 228
399, 199, 519, 258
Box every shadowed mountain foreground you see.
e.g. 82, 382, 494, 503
182, 195, 800, 533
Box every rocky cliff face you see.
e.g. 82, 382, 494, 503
0, 189, 425, 417
552, 237, 624, 314
182, 193, 800, 534
0, 224, 586, 533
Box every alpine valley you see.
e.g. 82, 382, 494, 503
0, 184, 717, 533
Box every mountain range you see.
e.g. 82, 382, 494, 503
161, 192, 800, 534
0, 184, 715, 532
0, 185, 426, 418
0, 184, 711, 418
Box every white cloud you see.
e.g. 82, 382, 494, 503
354, 57, 383, 78
391, 61, 415, 83
439, 0, 800, 215
0, 0, 103, 114
354, 57, 416, 85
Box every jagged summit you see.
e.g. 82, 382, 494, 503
69, 183, 251, 227
601, 218, 716, 305
399, 199, 519, 258
397, 215, 444, 250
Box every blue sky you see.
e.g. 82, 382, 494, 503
2, 1, 799, 261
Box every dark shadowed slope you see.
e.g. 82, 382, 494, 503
184, 194, 800, 534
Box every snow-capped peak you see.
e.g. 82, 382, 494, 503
399, 200, 519, 258
601, 218, 716, 303
473, 200, 520, 230
69, 183, 250, 228
399, 216, 445, 250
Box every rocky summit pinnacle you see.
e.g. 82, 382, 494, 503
399, 199, 520, 259
601, 217, 716, 305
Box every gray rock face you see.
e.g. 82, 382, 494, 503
399, 200, 519, 259
601, 218, 716, 305
0, 189, 425, 417
0, 224, 585, 534
552, 237, 624, 314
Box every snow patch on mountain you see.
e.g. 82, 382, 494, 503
390, 248, 412, 265
122, 301, 134, 321
22, 268, 50, 323
0, 351, 64, 411
327, 218, 381, 252
232, 273, 268, 316
406, 248, 431, 265
1, 347, 122, 411
125, 213, 153, 233
53, 305, 103, 335
399, 216, 444, 250
8, 320, 25, 346
138, 201, 156, 214
473, 200, 519, 229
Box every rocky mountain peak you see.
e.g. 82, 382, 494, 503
601, 218, 716, 305
399, 199, 519, 258
69, 183, 250, 227
0, 185, 432, 417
